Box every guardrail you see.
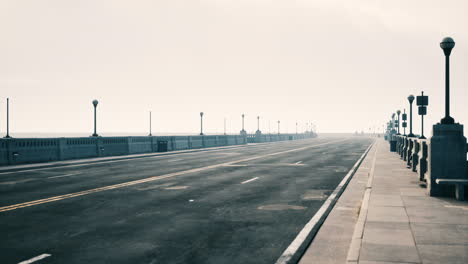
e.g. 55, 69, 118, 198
0, 132, 317, 166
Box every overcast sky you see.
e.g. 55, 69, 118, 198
1, 0, 467, 136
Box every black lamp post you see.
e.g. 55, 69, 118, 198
200, 112, 204, 135
241, 114, 245, 133
4, 98, 11, 138
256, 116, 260, 132
277, 120, 280, 135
440, 37, 455, 124
407, 95, 415, 137
396, 110, 401, 135
149, 111, 152, 136
92, 99, 99, 137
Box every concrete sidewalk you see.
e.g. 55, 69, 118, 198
299, 138, 468, 264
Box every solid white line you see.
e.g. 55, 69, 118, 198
241, 177, 259, 184
274, 141, 374, 264
18, 253, 51, 264
47, 173, 79, 179
295, 161, 302, 164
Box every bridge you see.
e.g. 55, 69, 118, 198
1, 136, 372, 264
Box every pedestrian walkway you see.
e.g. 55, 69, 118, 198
299, 138, 468, 264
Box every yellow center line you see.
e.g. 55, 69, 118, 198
0, 139, 349, 213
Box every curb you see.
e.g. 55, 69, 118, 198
346, 140, 378, 263
274, 140, 375, 264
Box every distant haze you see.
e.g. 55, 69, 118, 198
1, 0, 467, 136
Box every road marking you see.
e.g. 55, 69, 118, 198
0, 139, 349, 213
47, 173, 79, 179
189, 199, 194, 202
18, 253, 51, 264
241, 177, 259, 184
295, 161, 302, 164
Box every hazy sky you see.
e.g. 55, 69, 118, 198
1, 0, 467, 135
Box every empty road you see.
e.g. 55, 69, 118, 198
0, 136, 373, 264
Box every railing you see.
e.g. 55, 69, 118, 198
0, 132, 317, 166
394, 135, 429, 182
392, 134, 464, 200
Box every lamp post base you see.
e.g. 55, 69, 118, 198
3, 135, 11, 138
441, 116, 455, 124
92, 134, 99, 137
407, 133, 415, 137
419, 135, 426, 139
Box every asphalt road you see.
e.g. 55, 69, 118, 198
0, 136, 373, 264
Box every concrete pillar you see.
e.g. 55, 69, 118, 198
96, 137, 104, 157
57, 138, 67, 160
428, 124, 467, 196
255, 130, 262, 143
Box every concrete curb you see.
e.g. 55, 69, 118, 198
274, 141, 375, 264
346, 140, 378, 263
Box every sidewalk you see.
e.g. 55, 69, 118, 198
299, 138, 468, 264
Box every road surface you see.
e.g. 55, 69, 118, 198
0, 136, 373, 264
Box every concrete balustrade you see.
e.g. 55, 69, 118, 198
391, 134, 467, 200
0, 132, 316, 166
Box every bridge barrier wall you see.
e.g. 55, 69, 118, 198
0, 132, 316, 166
393, 134, 465, 199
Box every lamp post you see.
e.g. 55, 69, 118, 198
92, 99, 99, 137
396, 110, 401, 135
240, 114, 246, 134
440, 37, 455, 124
296, 122, 298, 134
4, 98, 11, 138
256, 116, 260, 133
149, 111, 152, 136
224, 118, 226, 135
277, 120, 280, 135
200, 112, 204, 135
407, 95, 415, 137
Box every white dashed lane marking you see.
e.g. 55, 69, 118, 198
18, 253, 51, 264
241, 177, 259, 184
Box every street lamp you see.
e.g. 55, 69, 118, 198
277, 120, 280, 135
440, 37, 455, 124
92, 99, 99, 137
200, 112, 204, 135
396, 110, 401, 135
224, 118, 226, 135
149, 111, 152, 136
4, 98, 11, 138
407, 95, 415, 137
296, 121, 298, 134
256, 116, 260, 133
